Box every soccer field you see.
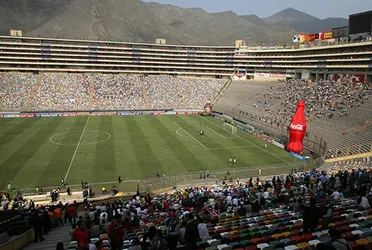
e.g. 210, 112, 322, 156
0, 115, 297, 191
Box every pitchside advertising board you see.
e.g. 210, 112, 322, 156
0, 110, 200, 118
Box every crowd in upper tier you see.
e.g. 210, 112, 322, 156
250, 77, 372, 127
0, 73, 226, 112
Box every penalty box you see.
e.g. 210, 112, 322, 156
174, 121, 255, 151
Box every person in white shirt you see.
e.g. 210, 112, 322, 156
358, 196, 370, 209
331, 190, 340, 200
197, 218, 209, 239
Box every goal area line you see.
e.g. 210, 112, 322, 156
174, 122, 255, 151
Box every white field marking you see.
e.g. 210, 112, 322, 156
174, 122, 209, 150
234, 133, 289, 163
64, 117, 90, 182
201, 117, 237, 137
208, 146, 255, 151
49, 130, 111, 146
176, 128, 192, 139
201, 117, 289, 163
206, 125, 227, 138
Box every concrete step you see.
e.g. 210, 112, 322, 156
23, 224, 73, 250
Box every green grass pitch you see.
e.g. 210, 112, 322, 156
0, 115, 296, 191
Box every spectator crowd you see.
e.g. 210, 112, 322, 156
250, 77, 372, 128
2, 162, 372, 250
0, 73, 225, 112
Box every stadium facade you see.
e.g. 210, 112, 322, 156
0, 36, 371, 83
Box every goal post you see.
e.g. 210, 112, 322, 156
223, 123, 237, 134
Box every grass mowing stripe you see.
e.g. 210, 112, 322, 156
0, 118, 36, 151
172, 115, 228, 170
139, 117, 184, 175
37, 117, 89, 187
0, 118, 60, 189
149, 116, 193, 174
92, 116, 117, 182
0, 119, 22, 137
178, 115, 252, 167
205, 116, 291, 163
11, 118, 77, 188
113, 117, 142, 180
125, 117, 162, 178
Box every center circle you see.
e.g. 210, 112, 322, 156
49, 130, 111, 146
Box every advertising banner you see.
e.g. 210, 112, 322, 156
319, 31, 333, 40
333, 74, 365, 83
272, 140, 285, 149
4, 114, 20, 118
254, 72, 270, 77
77, 112, 90, 116
293, 34, 317, 43
117, 112, 135, 116
233, 73, 247, 81
289, 152, 308, 162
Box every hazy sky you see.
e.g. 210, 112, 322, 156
143, 0, 372, 19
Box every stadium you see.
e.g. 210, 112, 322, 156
0, 6, 372, 250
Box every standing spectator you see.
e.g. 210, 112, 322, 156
67, 204, 77, 226
184, 213, 200, 249
72, 221, 89, 250
108, 214, 124, 250
150, 230, 168, 250
54, 207, 63, 226
166, 213, 180, 250
303, 198, 320, 233
32, 211, 44, 242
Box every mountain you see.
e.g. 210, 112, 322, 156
0, 0, 295, 45
146, 2, 294, 45
263, 8, 348, 33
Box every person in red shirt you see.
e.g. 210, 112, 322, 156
72, 221, 89, 250
66, 204, 77, 225
108, 214, 124, 250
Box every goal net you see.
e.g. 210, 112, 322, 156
223, 123, 237, 134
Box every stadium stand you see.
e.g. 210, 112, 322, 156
11, 164, 372, 250
1, 32, 372, 250
0, 73, 226, 112
214, 78, 372, 157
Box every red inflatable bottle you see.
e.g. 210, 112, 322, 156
287, 100, 307, 154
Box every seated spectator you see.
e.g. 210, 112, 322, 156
56, 242, 65, 250
327, 228, 352, 250
128, 238, 142, 250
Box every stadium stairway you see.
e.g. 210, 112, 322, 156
25, 73, 42, 111
141, 78, 151, 109
89, 74, 95, 109
23, 223, 72, 250
212, 78, 232, 105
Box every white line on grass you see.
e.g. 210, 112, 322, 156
174, 122, 209, 150
64, 116, 90, 182
208, 146, 255, 150
205, 126, 227, 138
201, 117, 289, 163
235, 133, 289, 163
